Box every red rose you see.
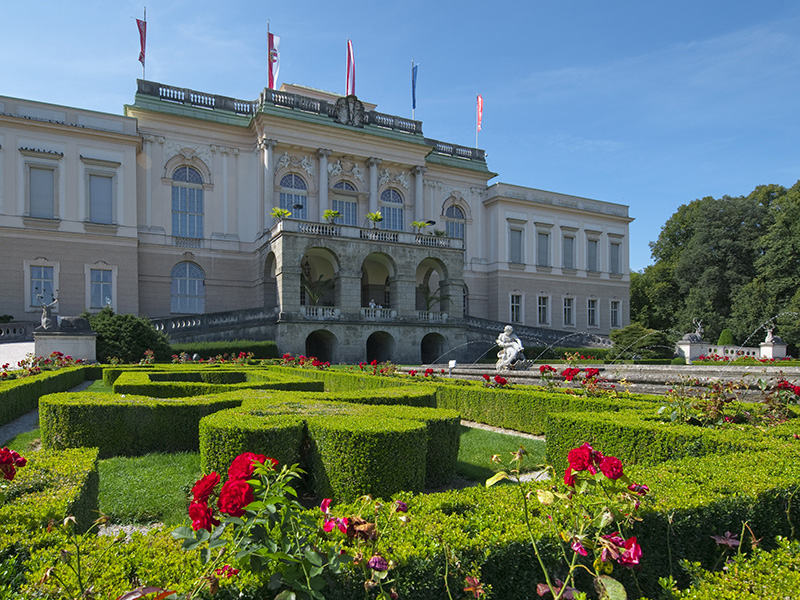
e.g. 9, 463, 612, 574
191, 472, 220, 503
218, 479, 254, 517
599, 456, 624, 480
567, 444, 594, 471
227, 452, 275, 481
189, 500, 219, 531
618, 536, 642, 567
564, 466, 576, 487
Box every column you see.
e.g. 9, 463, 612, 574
367, 157, 381, 214
413, 165, 426, 222
317, 148, 332, 219
259, 138, 277, 230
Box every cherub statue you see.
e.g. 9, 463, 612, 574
495, 325, 524, 371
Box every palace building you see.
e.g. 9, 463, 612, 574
0, 80, 632, 363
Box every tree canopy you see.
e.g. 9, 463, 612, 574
631, 181, 800, 349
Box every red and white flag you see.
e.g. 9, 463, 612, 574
268, 30, 281, 89
136, 18, 147, 66
476, 94, 484, 132
346, 39, 356, 96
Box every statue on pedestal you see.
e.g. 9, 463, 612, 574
496, 325, 524, 371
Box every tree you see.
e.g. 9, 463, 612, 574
84, 307, 171, 363
609, 324, 674, 360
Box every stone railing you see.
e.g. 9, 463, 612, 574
361, 307, 397, 321
150, 307, 276, 334
298, 223, 341, 237
173, 236, 203, 248
463, 316, 613, 349
299, 306, 340, 320
414, 234, 462, 249
359, 229, 400, 243
417, 311, 448, 323
0, 322, 36, 342
425, 138, 487, 162
138, 80, 257, 115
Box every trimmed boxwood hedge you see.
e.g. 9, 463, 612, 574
0, 367, 87, 426
40, 392, 244, 458
199, 389, 460, 500
170, 339, 279, 359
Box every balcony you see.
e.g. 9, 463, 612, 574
299, 306, 340, 320
361, 307, 397, 321
270, 219, 465, 250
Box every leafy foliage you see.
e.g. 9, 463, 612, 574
609, 324, 674, 359
84, 307, 171, 363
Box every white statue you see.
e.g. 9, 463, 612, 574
495, 325, 524, 371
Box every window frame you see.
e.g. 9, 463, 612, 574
536, 231, 551, 267
444, 205, 466, 240
610, 299, 621, 329
510, 292, 523, 324
562, 234, 576, 270
563, 296, 575, 327
509, 227, 524, 265
587, 298, 599, 328
537, 295, 550, 326
380, 188, 404, 232
279, 173, 309, 221
170, 261, 206, 314
84, 264, 118, 312
24, 259, 60, 313
331, 180, 358, 226
171, 166, 205, 240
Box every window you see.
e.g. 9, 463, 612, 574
380, 189, 404, 231
89, 174, 113, 224
610, 241, 621, 274
29, 166, 56, 218
611, 300, 621, 328
279, 173, 308, 220
463, 284, 469, 316
445, 205, 465, 239
588, 299, 598, 327
509, 228, 524, 264
587, 239, 599, 272
332, 180, 358, 225
510, 294, 522, 323
563, 236, 575, 269
537, 232, 550, 267
172, 166, 204, 239
89, 269, 113, 309
171, 262, 205, 314
31, 265, 55, 306
563, 297, 574, 326
537, 296, 549, 325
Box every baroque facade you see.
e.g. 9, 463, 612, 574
0, 80, 632, 363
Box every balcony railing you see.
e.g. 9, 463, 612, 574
417, 311, 448, 323
271, 219, 464, 250
361, 307, 397, 321
300, 306, 340, 320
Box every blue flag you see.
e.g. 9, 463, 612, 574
412, 62, 418, 110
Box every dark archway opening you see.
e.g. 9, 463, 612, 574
421, 332, 447, 364
306, 330, 337, 363
366, 331, 395, 363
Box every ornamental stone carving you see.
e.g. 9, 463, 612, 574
327, 155, 364, 183
334, 95, 366, 127
275, 151, 314, 180
378, 168, 411, 190
163, 141, 211, 168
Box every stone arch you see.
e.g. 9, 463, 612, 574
164, 149, 212, 185
263, 252, 278, 313
415, 257, 449, 312
366, 331, 395, 363
421, 332, 447, 365
300, 247, 340, 307
306, 329, 337, 363
361, 252, 397, 308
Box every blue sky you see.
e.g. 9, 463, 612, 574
3, 1, 800, 271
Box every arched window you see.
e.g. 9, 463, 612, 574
332, 180, 358, 225
172, 166, 204, 241
171, 262, 205, 314
445, 205, 465, 240
380, 188, 404, 231
279, 174, 308, 220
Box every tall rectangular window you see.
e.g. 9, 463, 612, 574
587, 239, 599, 272
90, 269, 113, 309
537, 232, 550, 267
611, 300, 621, 328
89, 174, 113, 224
537, 296, 549, 325
563, 236, 575, 269
173, 186, 204, 238
30, 167, 55, 218
563, 297, 574, 326
332, 198, 358, 226
509, 228, 524, 264
31, 265, 55, 306
381, 205, 404, 231
609, 242, 621, 274
587, 299, 598, 327
510, 294, 522, 323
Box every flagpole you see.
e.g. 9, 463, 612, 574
475, 93, 478, 148
411, 59, 415, 121
267, 19, 270, 88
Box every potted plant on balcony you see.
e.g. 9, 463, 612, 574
366, 211, 383, 229
301, 274, 335, 306
271, 207, 292, 221
322, 209, 342, 225
411, 220, 430, 234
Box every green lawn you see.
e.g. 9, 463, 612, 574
5, 423, 546, 525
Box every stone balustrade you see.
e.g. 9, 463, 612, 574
361, 307, 397, 321
0, 322, 36, 342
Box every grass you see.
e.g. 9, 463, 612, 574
456, 425, 546, 482
85, 380, 114, 393
5, 423, 546, 526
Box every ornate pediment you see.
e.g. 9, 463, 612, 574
334, 95, 365, 127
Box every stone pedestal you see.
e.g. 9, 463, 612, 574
34, 331, 97, 362
675, 340, 711, 364
760, 341, 788, 360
